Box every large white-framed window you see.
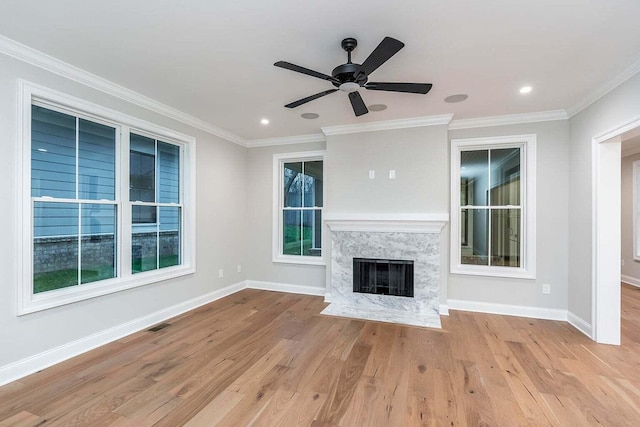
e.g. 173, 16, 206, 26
272, 151, 325, 265
17, 81, 196, 314
450, 134, 536, 278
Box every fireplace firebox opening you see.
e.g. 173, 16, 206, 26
353, 257, 414, 297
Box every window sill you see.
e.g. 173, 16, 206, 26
272, 255, 326, 266
18, 265, 195, 315
450, 265, 535, 280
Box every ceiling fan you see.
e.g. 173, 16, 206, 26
274, 36, 432, 117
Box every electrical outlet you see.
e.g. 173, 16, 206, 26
237, 264, 242, 273
218, 269, 224, 278
389, 170, 396, 179
542, 284, 551, 294
369, 170, 375, 179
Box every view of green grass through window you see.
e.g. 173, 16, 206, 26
282, 160, 323, 257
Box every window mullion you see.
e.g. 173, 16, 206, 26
487, 150, 492, 266
76, 117, 81, 285
75, 117, 79, 200
78, 202, 82, 286
301, 162, 305, 256
520, 147, 525, 267
120, 127, 132, 278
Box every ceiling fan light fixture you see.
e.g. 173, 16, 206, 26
339, 82, 361, 93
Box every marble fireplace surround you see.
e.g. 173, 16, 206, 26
322, 213, 448, 329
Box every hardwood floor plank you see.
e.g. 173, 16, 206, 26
183, 390, 244, 427
316, 343, 372, 424
1, 287, 640, 426
0, 410, 41, 427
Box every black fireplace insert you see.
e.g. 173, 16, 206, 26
353, 257, 414, 297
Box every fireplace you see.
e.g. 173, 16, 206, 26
353, 258, 414, 297
322, 213, 448, 329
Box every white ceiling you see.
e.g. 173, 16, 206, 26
1, 0, 640, 141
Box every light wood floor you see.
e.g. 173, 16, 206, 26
1, 285, 640, 426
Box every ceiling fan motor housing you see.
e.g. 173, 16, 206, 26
332, 62, 366, 87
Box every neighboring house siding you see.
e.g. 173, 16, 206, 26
32, 105, 117, 237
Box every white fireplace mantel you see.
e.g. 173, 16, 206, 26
324, 213, 449, 234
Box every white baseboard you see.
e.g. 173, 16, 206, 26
0, 281, 246, 387
324, 292, 332, 303
245, 280, 325, 297
621, 274, 640, 288
567, 311, 593, 339
447, 299, 567, 321
439, 304, 449, 316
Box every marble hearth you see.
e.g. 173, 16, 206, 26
322, 214, 447, 329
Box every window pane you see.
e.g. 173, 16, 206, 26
159, 206, 181, 268
491, 209, 521, 267
81, 204, 116, 284
460, 150, 488, 206
460, 208, 489, 266
130, 134, 156, 202
132, 205, 157, 224
302, 210, 322, 256
283, 162, 303, 208
490, 148, 520, 206
31, 106, 76, 199
132, 205, 158, 274
132, 230, 158, 274
283, 209, 301, 255
158, 141, 180, 203
33, 202, 79, 293
303, 161, 323, 207
78, 119, 116, 200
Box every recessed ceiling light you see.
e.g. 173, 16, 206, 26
301, 113, 319, 119
519, 86, 532, 94
260, 118, 270, 125
444, 94, 469, 103
37, 148, 48, 152
368, 104, 387, 112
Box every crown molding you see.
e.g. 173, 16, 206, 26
449, 110, 568, 130
321, 114, 453, 136
567, 56, 640, 118
246, 133, 326, 148
0, 35, 247, 147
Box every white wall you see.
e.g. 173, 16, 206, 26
325, 126, 450, 214
620, 153, 640, 282
0, 53, 247, 368
569, 73, 640, 323
449, 120, 570, 310
325, 125, 450, 303
246, 142, 327, 289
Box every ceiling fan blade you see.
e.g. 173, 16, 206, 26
348, 91, 369, 117
365, 82, 433, 94
285, 89, 338, 108
274, 61, 339, 84
355, 37, 405, 79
